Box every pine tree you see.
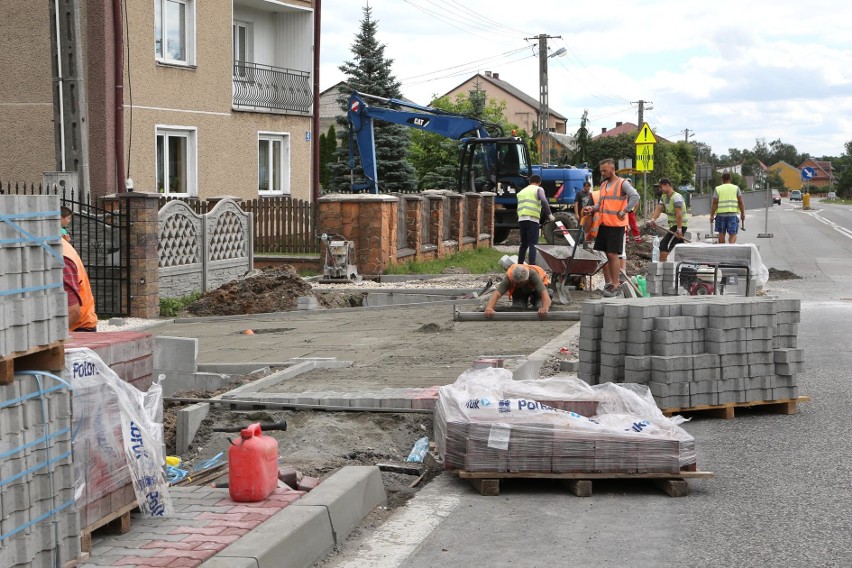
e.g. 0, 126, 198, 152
319, 125, 336, 189
327, 5, 417, 193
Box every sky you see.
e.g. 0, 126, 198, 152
319, 0, 852, 160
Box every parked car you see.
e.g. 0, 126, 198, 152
772, 189, 781, 205
790, 190, 803, 202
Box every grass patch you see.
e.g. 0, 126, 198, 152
384, 247, 505, 275
160, 292, 201, 318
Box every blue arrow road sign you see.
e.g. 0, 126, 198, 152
801, 166, 816, 180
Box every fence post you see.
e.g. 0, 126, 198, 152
403, 195, 424, 258
106, 192, 161, 318
318, 194, 398, 276
481, 192, 495, 244
464, 192, 482, 247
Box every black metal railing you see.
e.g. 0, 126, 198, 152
233, 62, 312, 114
1, 181, 132, 317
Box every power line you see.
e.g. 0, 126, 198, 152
441, 0, 533, 36
401, 0, 519, 40
401, 50, 535, 87
400, 46, 530, 81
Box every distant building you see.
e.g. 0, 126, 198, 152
798, 158, 836, 189
593, 122, 671, 143
768, 161, 803, 191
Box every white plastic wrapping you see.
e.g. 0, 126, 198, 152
668, 243, 769, 287
65, 348, 173, 517
435, 368, 696, 473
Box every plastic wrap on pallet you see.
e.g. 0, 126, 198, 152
434, 368, 696, 473
64, 348, 173, 518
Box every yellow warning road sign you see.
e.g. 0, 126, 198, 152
634, 123, 657, 144
636, 143, 654, 172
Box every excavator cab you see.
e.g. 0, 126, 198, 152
458, 138, 530, 195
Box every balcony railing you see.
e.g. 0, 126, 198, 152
233, 61, 312, 114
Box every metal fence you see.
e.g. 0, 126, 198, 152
0, 181, 131, 317
232, 62, 312, 114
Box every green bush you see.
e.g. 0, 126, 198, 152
383, 247, 505, 275
160, 292, 201, 318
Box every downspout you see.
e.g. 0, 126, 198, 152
53, 0, 66, 171
311, 0, 321, 202
113, 0, 126, 192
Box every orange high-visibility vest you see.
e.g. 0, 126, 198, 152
506, 264, 550, 298
584, 190, 602, 238
62, 239, 98, 330
599, 177, 628, 228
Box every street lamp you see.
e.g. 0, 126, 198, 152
537, 37, 566, 164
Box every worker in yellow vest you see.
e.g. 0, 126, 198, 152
62, 239, 98, 331
710, 172, 745, 243
484, 264, 551, 319
515, 174, 554, 266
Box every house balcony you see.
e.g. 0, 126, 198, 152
233, 61, 312, 114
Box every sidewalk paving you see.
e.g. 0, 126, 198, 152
80, 487, 305, 567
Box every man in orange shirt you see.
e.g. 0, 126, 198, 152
62, 239, 98, 331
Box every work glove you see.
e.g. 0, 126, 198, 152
548, 214, 556, 222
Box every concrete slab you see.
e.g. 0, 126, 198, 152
154, 336, 198, 373
293, 465, 387, 546
197, 362, 280, 374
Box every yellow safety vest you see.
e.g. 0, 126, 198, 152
715, 183, 739, 215
516, 184, 543, 219
662, 192, 689, 225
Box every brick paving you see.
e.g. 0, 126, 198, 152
78, 486, 305, 568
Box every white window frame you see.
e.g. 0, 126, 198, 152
257, 132, 291, 196
156, 125, 198, 197
154, 0, 196, 66
232, 21, 253, 78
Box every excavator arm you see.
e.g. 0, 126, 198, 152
347, 91, 502, 193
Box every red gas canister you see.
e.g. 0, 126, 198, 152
228, 423, 280, 502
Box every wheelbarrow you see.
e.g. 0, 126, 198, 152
536, 231, 606, 304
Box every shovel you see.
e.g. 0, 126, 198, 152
460, 278, 493, 300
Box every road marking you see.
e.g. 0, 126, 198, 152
802, 210, 852, 240
330, 474, 461, 568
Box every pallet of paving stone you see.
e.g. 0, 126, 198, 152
661, 396, 811, 419
0, 339, 65, 384
454, 469, 714, 497
79, 500, 138, 553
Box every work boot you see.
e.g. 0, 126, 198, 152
602, 284, 618, 298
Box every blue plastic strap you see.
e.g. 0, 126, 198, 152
0, 282, 63, 297
0, 427, 71, 460
0, 450, 72, 488
0, 497, 75, 542
0, 211, 64, 263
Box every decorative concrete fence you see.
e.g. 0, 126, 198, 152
158, 198, 254, 299
319, 191, 494, 275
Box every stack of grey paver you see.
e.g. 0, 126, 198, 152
0, 195, 69, 357
579, 296, 803, 409
0, 374, 81, 567
645, 262, 679, 296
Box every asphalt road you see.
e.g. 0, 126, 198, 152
318, 199, 852, 568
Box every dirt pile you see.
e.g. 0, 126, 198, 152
186, 266, 366, 316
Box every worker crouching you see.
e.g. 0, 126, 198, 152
484, 264, 552, 319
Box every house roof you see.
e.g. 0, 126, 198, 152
547, 131, 576, 149
440, 72, 567, 120
592, 122, 672, 143
799, 158, 835, 180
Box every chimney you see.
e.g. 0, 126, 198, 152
484, 70, 492, 77
601, 127, 607, 134
493, 72, 500, 80
616, 121, 622, 127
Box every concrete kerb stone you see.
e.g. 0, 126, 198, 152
514, 322, 581, 380
201, 505, 334, 568
292, 466, 387, 546
175, 358, 354, 454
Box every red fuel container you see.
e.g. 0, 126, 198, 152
228, 423, 279, 502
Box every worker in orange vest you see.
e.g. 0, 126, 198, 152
484, 264, 551, 319
62, 239, 98, 331
582, 158, 640, 297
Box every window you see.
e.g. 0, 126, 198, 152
155, 0, 195, 65
156, 126, 197, 196
258, 133, 291, 195
233, 21, 252, 78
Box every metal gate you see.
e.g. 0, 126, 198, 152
0, 182, 132, 317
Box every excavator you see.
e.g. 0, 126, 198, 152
346, 91, 591, 244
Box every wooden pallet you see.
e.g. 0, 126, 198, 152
454, 469, 714, 497
662, 396, 811, 419
80, 501, 137, 553
0, 340, 65, 385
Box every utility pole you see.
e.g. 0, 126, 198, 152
632, 99, 653, 129
683, 128, 694, 143
48, 0, 90, 196
526, 34, 562, 164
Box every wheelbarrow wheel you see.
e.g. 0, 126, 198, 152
543, 212, 578, 245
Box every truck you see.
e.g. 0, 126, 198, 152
346, 91, 592, 244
